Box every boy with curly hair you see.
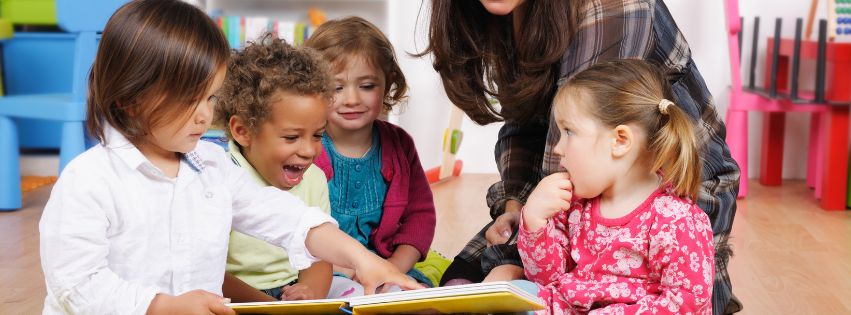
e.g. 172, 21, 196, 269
214, 34, 360, 301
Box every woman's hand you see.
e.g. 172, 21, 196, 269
485, 200, 523, 246
523, 172, 572, 232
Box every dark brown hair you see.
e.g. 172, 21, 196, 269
214, 34, 333, 138
555, 59, 702, 199
417, 0, 580, 124
304, 16, 407, 112
86, 0, 230, 144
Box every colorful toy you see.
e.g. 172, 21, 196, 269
426, 106, 464, 184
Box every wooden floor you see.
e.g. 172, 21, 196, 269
2, 175, 850, 314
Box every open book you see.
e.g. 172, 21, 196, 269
227, 281, 544, 314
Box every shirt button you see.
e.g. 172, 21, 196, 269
355, 181, 362, 189
205, 191, 214, 199
352, 201, 359, 208
355, 165, 362, 172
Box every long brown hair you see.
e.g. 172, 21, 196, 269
87, 0, 230, 144
556, 59, 702, 199
418, 0, 579, 124
305, 16, 407, 112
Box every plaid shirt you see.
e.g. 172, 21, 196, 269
468, 0, 740, 313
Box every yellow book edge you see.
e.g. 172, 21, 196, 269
228, 299, 347, 314
226, 281, 544, 314
351, 291, 544, 315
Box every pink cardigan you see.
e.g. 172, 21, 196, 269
315, 120, 436, 261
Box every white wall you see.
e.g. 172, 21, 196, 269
390, 0, 829, 178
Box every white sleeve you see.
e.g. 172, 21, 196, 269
224, 156, 337, 270
39, 168, 158, 315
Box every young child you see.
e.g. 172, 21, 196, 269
39, 2, 418, 314
214, 34, 362, 301
304, 17, 443, 289
517, 59, 714, 314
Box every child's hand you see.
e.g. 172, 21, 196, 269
281, 283, 321, 301
146, 290, 234, 315
523, 172, 573, 232
352, 255, 424, 294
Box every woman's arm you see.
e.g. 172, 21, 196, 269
487, 120, 549, 219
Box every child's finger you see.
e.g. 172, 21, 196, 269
554, 178, 573, 190
361, 282, 380, 296
210, 297, 236, 315
392, 274, 425, 291
558, 189, 573, 202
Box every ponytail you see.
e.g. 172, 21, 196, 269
650, 101, 702, 200
558, 59, 704, 199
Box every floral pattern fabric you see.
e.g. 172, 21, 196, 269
518, 187, 714, 314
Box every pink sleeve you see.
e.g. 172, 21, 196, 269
590, 204, 715, 315
517, 209, 573, 285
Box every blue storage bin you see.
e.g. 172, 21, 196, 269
2, 32, 76, 149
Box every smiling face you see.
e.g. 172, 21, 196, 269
327, 55, 385, 134
136, 66, 226, 160
233, 91, 329, 190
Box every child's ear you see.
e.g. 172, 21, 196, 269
229, 116, 252, 147
610, 125, 634, 158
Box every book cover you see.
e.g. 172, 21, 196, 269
226, 281, 543, 315
228, 299, 347, 315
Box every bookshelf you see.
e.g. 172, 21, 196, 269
192, 0, 390, 48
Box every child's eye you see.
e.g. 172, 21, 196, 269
313, 132, 324, 140
282, 136, 298, 141
562, 128, 573, 136
334, 86, 344, 93
360, 84, 376, 90
207, 95, 218, 104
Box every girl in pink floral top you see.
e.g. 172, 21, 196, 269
517, 59, 714, 314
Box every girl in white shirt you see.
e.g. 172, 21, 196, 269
38, 1, 419, 314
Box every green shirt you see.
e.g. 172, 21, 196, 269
225, 140, 331, 289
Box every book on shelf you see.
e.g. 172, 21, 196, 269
213, 14, 312, 49
227, 281, 544, 315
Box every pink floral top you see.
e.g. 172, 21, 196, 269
518, 187, 714, 314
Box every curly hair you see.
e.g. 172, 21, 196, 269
214, 33, 334, 138
304, 16, 407, 112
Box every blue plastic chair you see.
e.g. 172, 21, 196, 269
0, 0, 125, 210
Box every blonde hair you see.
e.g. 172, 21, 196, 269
557, 59, 702, 199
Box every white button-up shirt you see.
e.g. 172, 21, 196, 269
39, 126, 336, 314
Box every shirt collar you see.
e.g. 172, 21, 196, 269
227, 140, 268, 186
103, 124, 212, 174
104, 125, 149, 171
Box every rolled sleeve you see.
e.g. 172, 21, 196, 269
284, 209, 338, 270
226, 159, 337, 271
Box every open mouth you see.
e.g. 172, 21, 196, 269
282, 164, 308, 186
